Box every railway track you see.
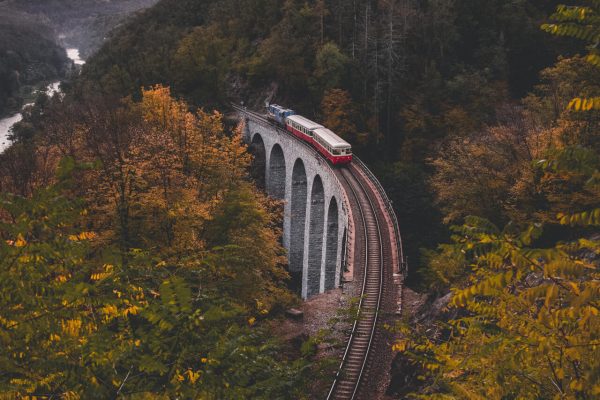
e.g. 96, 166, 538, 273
326, 165, 384, 400
232, 104, 397, 400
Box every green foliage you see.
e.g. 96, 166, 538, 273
397, 219, 600, 398
312, 42, 349, 93
0, 160, 311, 398
542, 1, 600, 112
0, 87, 313, 397
395, 146, 600, 398
376, 161, 445, 286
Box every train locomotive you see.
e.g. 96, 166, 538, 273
266, 104, 295, 125
266, 104, 352, 165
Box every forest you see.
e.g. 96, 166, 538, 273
0, 0, 599, 398
69, 0, 572, 273
0, 6, 68, 116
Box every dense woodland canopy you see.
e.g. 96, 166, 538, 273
0, 86, 322, 398
392, 2, 600, 398
0, 0, 599, 398
72, 0, 593, 279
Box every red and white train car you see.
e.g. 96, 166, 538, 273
312, 127, 352, 165
285, 114, 352, 165
285, 114, 323, 144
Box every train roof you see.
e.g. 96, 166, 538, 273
270, 104, 293, 112
313, 127, 351, 149
286, 114, 323, 129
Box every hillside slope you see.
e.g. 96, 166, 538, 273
0, 7, 69, 115
75, 0, 575, 273
6, 0, 159, 56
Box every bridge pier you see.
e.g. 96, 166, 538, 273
305, 175, 325, 298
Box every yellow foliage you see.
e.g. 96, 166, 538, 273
61, 391, 80, 400
185, 369, 201, 384
100, 304, 119, 320
68, 231, 97, 242
61, 319, 82, 337
14, 234, 26, 247
90, 264, 114, 281
399, 218, 600, 398
567, 97, 600, 111
392, 340, 408, 352
122, 305, 140, 316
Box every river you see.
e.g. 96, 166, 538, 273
0, 48, 85, 153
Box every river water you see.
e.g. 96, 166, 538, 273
0, 48, 85, 153
67, 48, 85, 65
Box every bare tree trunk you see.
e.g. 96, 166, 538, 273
374, 40, 380, 143
352, 0, 357, 59
386, 6, 394, 148
363, 3, 370, 100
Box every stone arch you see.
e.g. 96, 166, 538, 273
307, 175, 325, 297
268, 144, 286, 199
289, 158, 307, 293
324, 197, 339, 290
249, 133, 266, 190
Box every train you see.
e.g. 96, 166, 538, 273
266, 104, 352, 165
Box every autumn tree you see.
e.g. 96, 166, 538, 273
42, 86, 250, 255
395, 208, 600, 398
0, 159, 150, 398
393, 10, 600, 397
0, 124, 306, 398
312, 42, 349, 93
397, 138, 600, 398
321, 88, 361, 143
430, 106, 557, 225
430, 55, 600, 227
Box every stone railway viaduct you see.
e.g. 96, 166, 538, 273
245, 116, 351, 299
240, 110, 403, 298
